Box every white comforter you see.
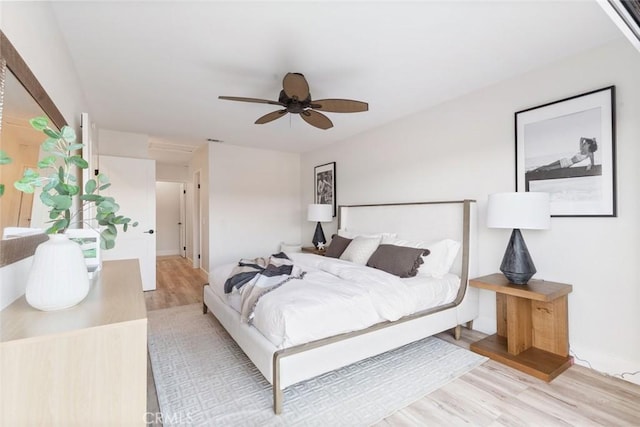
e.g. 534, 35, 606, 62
211, 253, 458, 348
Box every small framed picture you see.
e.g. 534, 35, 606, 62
314, 162, 336, 217
66, 228, 101, 277
515, 86, 616, 217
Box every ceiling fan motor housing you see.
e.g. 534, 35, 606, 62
278, 90, 311, 113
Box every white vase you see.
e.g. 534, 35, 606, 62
25, 234, 90, 311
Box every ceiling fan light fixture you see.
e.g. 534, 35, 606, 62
219, 73, 367, 130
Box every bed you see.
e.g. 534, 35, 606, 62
202, 200, 478, 413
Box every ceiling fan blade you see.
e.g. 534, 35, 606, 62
311, 99, 369, 113
301, 110, 333, 130
255, 109, 288, 124
219, 96, 284, 106
282, 73, 310, 100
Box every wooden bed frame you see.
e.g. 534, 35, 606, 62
203, 199, 478, 414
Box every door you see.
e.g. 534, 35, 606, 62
99, 155, 157, 291
179, 183, 187, 258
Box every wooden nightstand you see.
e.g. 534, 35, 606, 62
301, 246, 326, 256
469, 273, 573, 381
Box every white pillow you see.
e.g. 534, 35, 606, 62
340, 235, 382, 265
338, 229, 397, 239
419, 239, 461, 278
381, 237, 460, 278
279, 242, 302, 253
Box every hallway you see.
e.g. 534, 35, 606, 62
145, 256, 208, 311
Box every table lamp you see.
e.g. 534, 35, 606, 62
307, 204, 333, 249
487, 192, 550, 284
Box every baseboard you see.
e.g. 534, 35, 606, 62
571, 344, 640, 386
157, 249, 180, 257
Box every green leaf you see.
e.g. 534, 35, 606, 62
97, 173, 109, 184
14, 180, 36, 193
98, 199, 116, 212
37, 156, 57, 169
65, 184, 80, 196
42, 138, 58, 152
101, 237, 115, 250
81, 194, 102, 202
49, 218, 69, 233
23, 168, 40, 179
43, 175, 59, 192
85, 179, 97, 194
44, 128, 62, 139
52, 195, 72, 210
29, 116, 49, 131
58, 166, 65, 181
66, 143, 84, 151
68, 155, 88, 169
0, 150, 11, 165
123, 223, 128, 232
40, 192, 56, 207
61, 126, 76, 142
98, 183, 111, 191
0, 184, 4, 197
132, 221, 139, 227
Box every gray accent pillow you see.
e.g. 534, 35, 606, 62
325, 234, 352, 258
366, 244, 430, 278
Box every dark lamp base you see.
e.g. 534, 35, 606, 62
312, 222, 326, 249
499, 229, 536, 285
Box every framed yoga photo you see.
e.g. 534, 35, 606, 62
314, 162, 336, 217
515, 86, 616, 217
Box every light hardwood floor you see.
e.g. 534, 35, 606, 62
147, 256, 640, 426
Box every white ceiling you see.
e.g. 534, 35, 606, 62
49, 1, 622, 164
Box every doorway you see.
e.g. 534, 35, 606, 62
155, 181, 183, 257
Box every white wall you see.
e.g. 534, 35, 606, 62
0, 2, 89, 303
209, 143, 301, 269
156, 163, 189, 182
188, 144, 209, 272
301, 39, 640, 384
155, 182, 181, 256
97, 129, 149, 158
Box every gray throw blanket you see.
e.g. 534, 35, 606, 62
224, 252, 305, 323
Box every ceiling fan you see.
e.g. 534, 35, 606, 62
219, 73, 368, 130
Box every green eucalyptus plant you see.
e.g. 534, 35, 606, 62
0, 150, 11, 197
14, 116, 138, 249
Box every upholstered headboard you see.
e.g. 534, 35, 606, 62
338, 200, 477, 280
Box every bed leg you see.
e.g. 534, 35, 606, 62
466, 320, 474, 330
273, 351, 284, 414
273, 385, 283, 415
202, 283, 209, 314
454, 325, 462, 340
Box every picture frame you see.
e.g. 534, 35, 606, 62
515, 86, 616, 217
314, 162, 336, 217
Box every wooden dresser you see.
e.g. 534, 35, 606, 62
0, 259, 147, 426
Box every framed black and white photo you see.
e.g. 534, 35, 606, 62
515, 86, 616, 217
314, 162, 336, 217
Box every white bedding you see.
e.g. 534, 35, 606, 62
210, 253, 460, 348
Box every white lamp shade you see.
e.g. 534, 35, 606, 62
487, 192, 550, 230
307, 204, 333, 222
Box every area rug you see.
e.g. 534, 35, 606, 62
147, 304, 487, 426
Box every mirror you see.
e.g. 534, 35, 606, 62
0, 31, 68, 267
1, 69, 60, 233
